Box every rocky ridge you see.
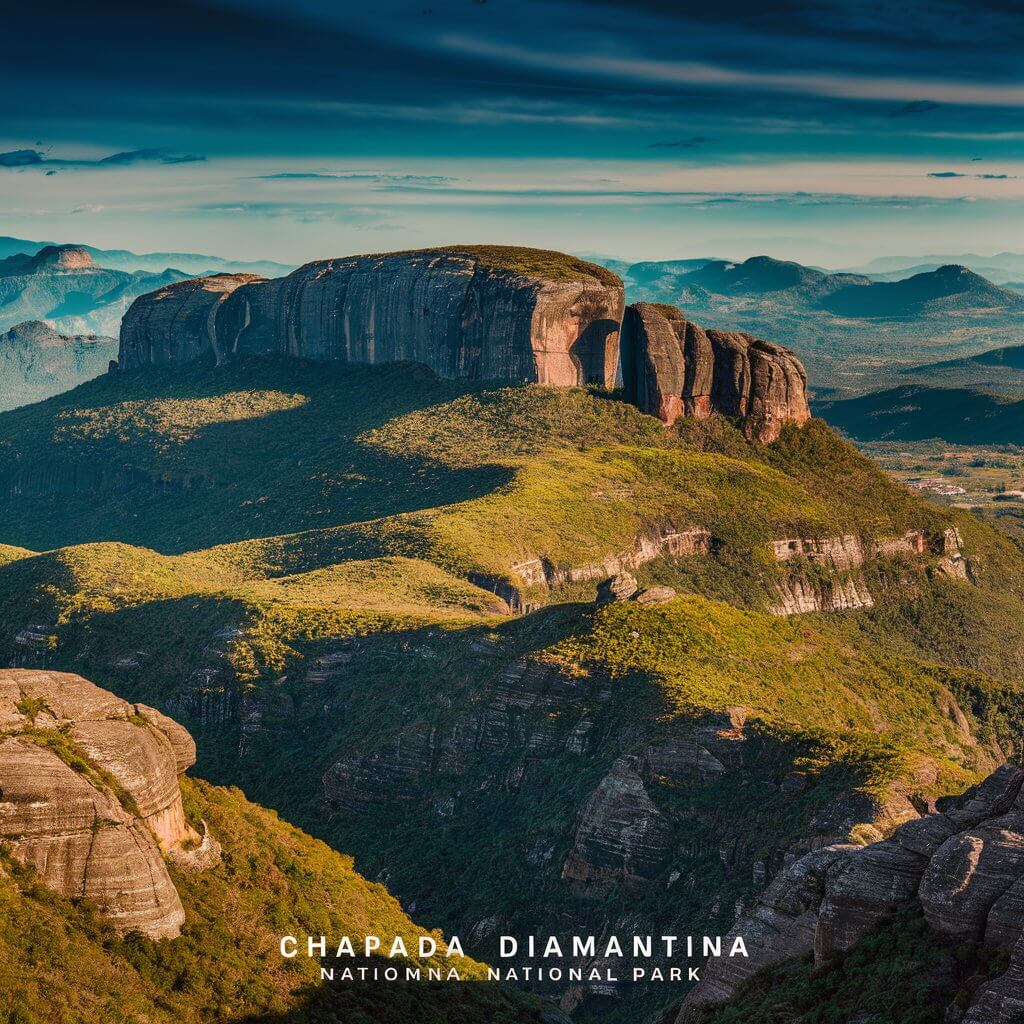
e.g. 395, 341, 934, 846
678, 763, 1024, 1023
0, 668, 216, 938
119, 246, 625, 387
620, 301, 811, 442
117, 245, 816, 443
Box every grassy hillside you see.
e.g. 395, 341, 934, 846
3, 356, 1024, 1023
0, 776, 540, 1024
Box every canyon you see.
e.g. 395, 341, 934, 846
680, 763, 1024, 1024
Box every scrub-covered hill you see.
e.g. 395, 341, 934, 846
0, 670, 538, 1024
2, 356, 1024, 1021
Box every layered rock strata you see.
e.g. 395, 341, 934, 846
119, 247, 624, 387
620, 302, 811, 442
678, 764, 1024, 1024
0, 669, 213, 939
768, 526, 969, 614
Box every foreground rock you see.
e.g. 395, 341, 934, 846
621, 302, 810, 442
678, 763, 1024, 1023
0, 668, 214, 938
119, 246, 625, 387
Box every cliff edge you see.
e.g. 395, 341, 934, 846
0, 668, 215, 939
621, 301, 810, 442
119, 245, 624, 387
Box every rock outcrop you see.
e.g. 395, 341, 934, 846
620, 302, 810, 442
119, 246, 624, 387
0, 669, 213, 939
118, 273, 265, 369
678, 763, 1024, 1024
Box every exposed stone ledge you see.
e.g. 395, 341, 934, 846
0, 669, 214, 939
677, 764, 1024, 1024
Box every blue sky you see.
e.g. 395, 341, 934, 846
1, 0, 1022, 266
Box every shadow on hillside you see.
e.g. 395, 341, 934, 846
0, 356, 516, 554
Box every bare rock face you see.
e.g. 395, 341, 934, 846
119, 247, 624, 386
620, 302, 810, 441
0, 669, 212, 939
562, 755, 673, 883
596, 572, 639, 604
119, 273, 264, 369
678, 764, 1024, 1024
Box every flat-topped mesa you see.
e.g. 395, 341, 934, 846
0, 669, 215, 940
119, 246, 625, 386
621, 302, 811, 442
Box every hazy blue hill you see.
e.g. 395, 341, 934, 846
822, 264, 1024, 318
0, 244, 189, 338
0, 234, 295, 278
0, 319, 117, 411
817, 383, 1024, 443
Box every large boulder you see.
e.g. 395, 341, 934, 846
0, 669, 212, 939
119, 246, 624, 387
620, 302, 810, 441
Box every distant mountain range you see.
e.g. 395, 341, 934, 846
895, 342, 1024, 396
842, 251, 1024, 288
609, 254, 1024, 386
0, 244, 189, 337
0, 318, 116, 412
817, 383, 1024, 445
0, 235, 295, 278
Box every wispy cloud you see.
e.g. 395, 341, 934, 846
648, 137, 715, 149
437, 34, 1024, 107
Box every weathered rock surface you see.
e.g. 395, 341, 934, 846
562, 755, 673, 883
0, 669, 213, 939
620, 302, 810, 441
119, 247, 624, 386
119, 273, 264, 369
768, 527, 972, 615
596, 572, 639, 604
678, 763, 1024, 1024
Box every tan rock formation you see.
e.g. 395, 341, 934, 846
119, 247, 624, 386
620, 302, 810, 441
0, 669, 213, 939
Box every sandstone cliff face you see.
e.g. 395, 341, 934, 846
679, 764, 1024, 1024
118, 247, 624, 386
0, 669, 212, 939
119, 273, 264, 370
620, 302, 810, 442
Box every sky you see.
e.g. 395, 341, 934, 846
1, 0, 1023, 267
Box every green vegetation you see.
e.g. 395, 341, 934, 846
377, 244, 622, 286
698, 906, 1009, 1024
3, 357, 1024, 1024
0, 778, 541, 1024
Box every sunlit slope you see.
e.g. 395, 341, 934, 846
0, 776, 539, 1024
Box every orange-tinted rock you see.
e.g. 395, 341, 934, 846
620, 302, 810, 441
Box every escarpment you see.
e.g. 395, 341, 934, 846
0, 669, 214, 939
119, 246, 624, 387
621, 301, 810, 442
678, 764, 1024, 1024
118, 273, 264, 369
